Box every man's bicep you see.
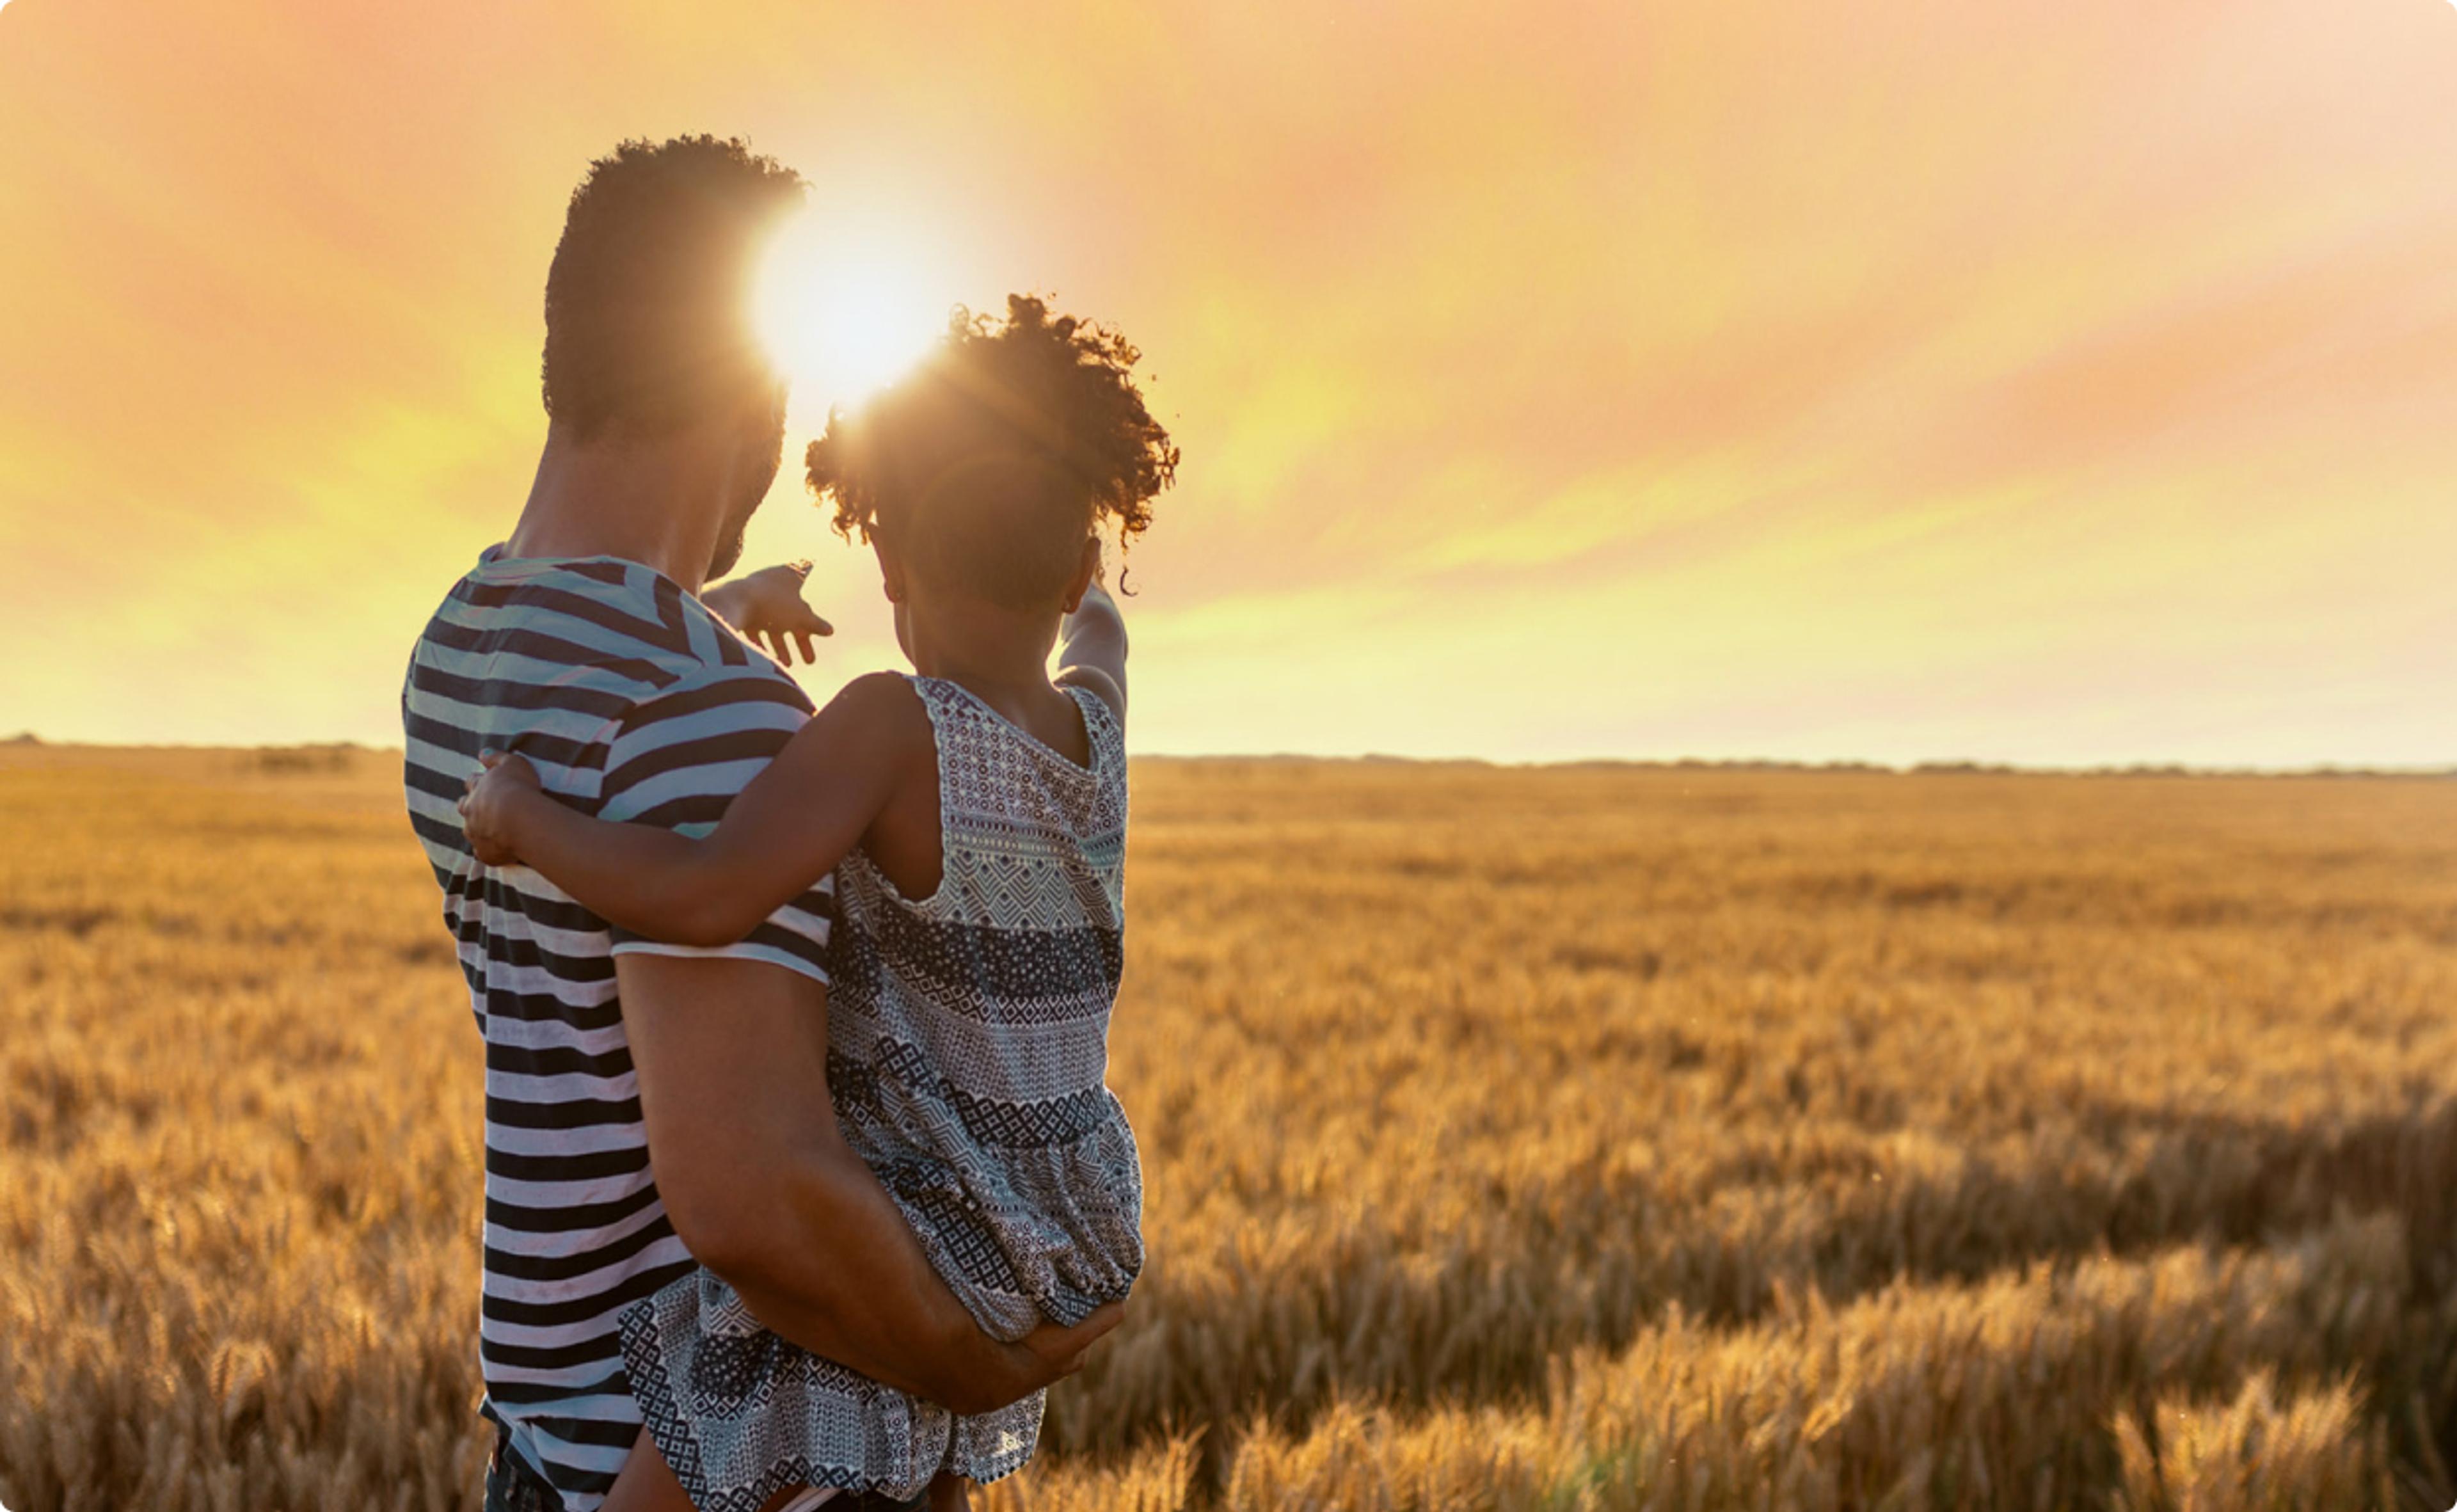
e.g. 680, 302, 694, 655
619, 953, 835, 1249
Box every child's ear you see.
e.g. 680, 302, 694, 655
874, 537, 910, 605
1061, 536, 1102, 614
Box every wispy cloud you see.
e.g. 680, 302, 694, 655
0, 0, 2451, 761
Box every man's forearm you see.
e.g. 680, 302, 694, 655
707, 1133, 997, 1410
621, 951, 1010, 1410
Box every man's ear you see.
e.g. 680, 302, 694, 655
1061, 536, 1102, 615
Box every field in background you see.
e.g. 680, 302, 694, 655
4, 747, 2456, 1511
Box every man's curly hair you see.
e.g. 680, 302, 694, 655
805, 295, 1178, 612
542, 136, 805, 440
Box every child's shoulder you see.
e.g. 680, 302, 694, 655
807, 671, 934, 760
824, 669, 923, 715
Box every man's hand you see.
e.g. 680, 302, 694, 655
457, 749, 543, 866
952, 1302, 1129, 1415
704, 561, 834, 667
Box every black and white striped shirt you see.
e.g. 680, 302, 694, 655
401, 548, 832, 1511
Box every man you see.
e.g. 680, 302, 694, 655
401, 135, 1120, 1512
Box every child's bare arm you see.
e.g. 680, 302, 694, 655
600, 1431, 850, 1512
598, 1431, 699, 1512
1054, 577, 1127, 726
459, 673, 924, 946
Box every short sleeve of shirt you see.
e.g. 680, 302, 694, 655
595, 665, 834, 985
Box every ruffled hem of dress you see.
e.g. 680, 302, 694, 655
619, 1282, 948, 1508
870, 1111, 1145, 1341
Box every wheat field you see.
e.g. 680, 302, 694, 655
3, 744, 2455, 1511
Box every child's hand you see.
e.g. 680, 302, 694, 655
704, 561, 835, 667
458, 750, 543, 866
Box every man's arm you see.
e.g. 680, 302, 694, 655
701, 561, 834, 667
590, 667, 1118, 1415
621, 951, 1118, 1413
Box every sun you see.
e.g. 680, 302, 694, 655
752, 208, 949, 411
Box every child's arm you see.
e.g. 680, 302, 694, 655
1053, 577, 1127, 726
598, 1430, 697, 1512
459, 672, 926, 947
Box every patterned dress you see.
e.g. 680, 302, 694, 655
621, 676, 1143, 1510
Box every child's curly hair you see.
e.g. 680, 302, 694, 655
804, 294, 1177, 612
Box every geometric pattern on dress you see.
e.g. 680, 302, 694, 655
827, 903, 1124, 1017
623, 675, 1141, 1502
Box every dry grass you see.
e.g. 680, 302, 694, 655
3, 746, 2454, 1509
2113, 1369, 2387, 1512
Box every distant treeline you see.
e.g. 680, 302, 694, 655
1, 736, 2446, 781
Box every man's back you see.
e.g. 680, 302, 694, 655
402, 547, 832, 1509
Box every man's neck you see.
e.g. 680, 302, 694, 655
502, 424, 732, 594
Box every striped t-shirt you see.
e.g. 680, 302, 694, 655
401, 548, 834, 1511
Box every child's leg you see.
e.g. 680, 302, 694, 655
925, 1473, 972, 1511
601, 1433, 841, 1512
599, 1431, 697, 1512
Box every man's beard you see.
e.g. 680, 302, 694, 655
706, 513, 750, 580
706, 415, 784, 581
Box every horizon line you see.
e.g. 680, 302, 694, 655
5, 733, 2450, 782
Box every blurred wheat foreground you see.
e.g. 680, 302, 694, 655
4, 746, 2456, 1511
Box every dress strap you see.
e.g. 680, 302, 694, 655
1065, 683, 1127, 793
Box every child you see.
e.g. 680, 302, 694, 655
459, 294, 1175, 1512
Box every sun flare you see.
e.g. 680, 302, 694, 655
752, 209, 948, 410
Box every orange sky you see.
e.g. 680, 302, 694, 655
2, 0, 2453, 765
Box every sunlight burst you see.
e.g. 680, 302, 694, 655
752, 209, 948, 410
